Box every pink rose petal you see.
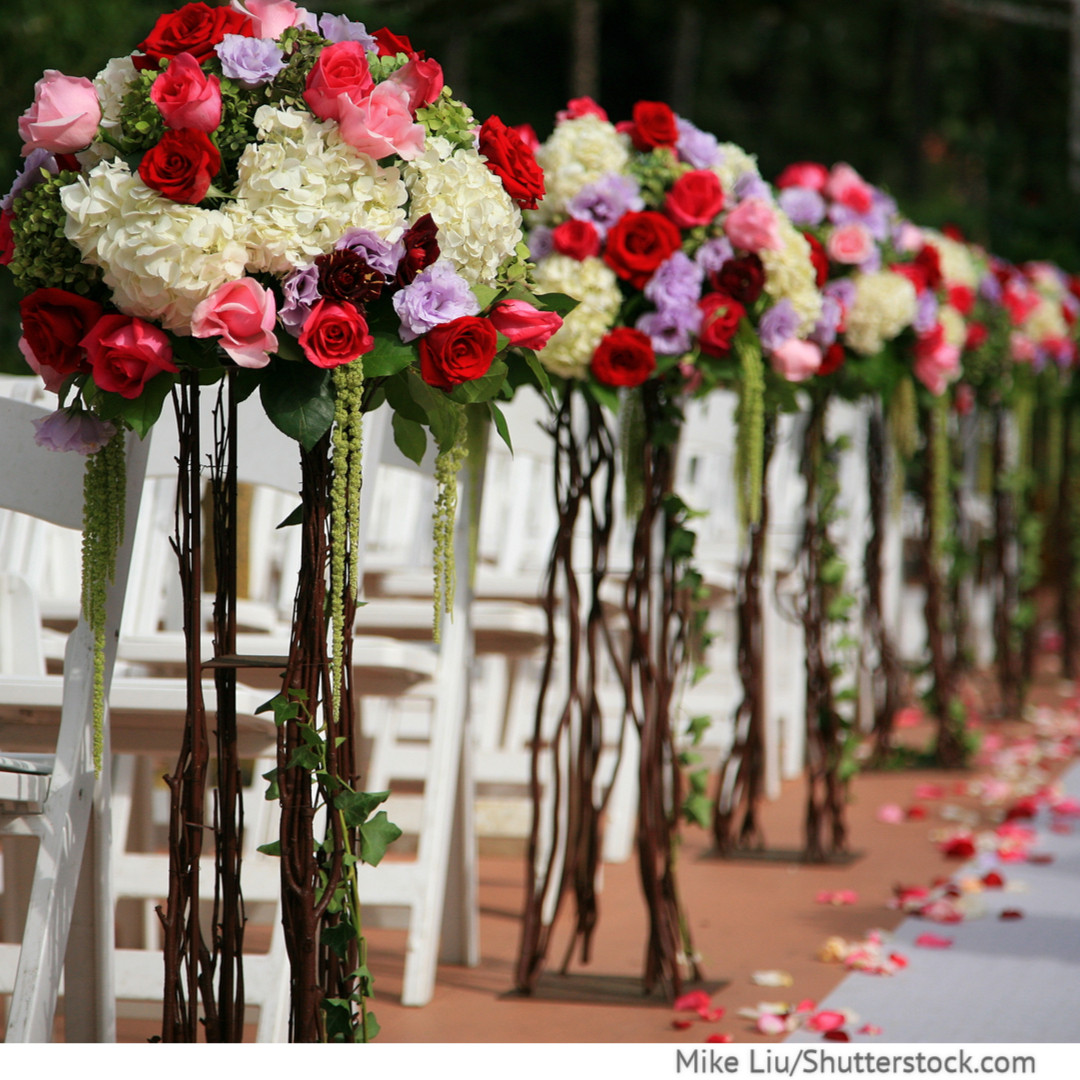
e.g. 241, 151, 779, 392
859, 1024, 883, 1036
876, 803, 905, 824
915, 933, 954, 949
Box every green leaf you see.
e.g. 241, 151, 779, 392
364, 332, 416, 378
91, 371, 175, 436
534, 291, 580, 317
522, 349, 555, 406
363, 1011, 381, 1042
259, 360, 334, 450
335, 788, 391, 828
276, 503, 303, 529
256, 840, 281, 857
470, 283, 500, 311
392, 411, 427, 464
321, 921, 359, 960
487, 399, 512, 453
359, 810, 403, 866
586, 380, 621, 414
447, 360, 508, 404
404, 369, 461, 451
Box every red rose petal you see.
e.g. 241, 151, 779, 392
1028, 852, 1055, 865
915, 933, 954, 949
673, 1018, 694, 1030
999, 909, 1024, 920
706, 1034, 733, 1043
906, 806, 928, 821
824, 1030, 851, 1042
981, 871, 1005, 888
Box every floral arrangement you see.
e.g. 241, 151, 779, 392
1, 0, 563, 760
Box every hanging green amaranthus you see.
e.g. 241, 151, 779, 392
930, 393, 951, 565
734, 326, 765, 528
80, 428, 126, 773
620, 389, 647, 523
432, 411, 468, 643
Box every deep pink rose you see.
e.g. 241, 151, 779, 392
769, 338, 822, 382
724, 197, 782, 253
775, 161, 828, 191
191, 277, 278, 368
18, 70, 102, 155
298, 299, 374, 369
488, 300, 563, 351
337, 81, 425, 160
556, 97, 608, 124
82, 314, 179, 399
150, 52, 222, 133
303, 41, 375, 123
230, 0, 311, 39
387, 57, 444, 112
18, 287, 103, 391
510, 123, 540, 155
914, 325, 960, 395
826, 223, 875, 265
664, 169, 724, 229
824, 162, 874, 215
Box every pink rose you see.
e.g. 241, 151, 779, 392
191, 277, 278, 368
487, 299, 563, 351
824, 162, 874, 215
893, 221, 925, 254
724, 197, 782, 253
387, 57, 445, 112
914, 325, 960, 394
826, 222, 875, 265
769, 338, 822, 382
230, 0, 312, 39
150, 52, 222, 133
82, 314, 179, 399
336, 81, 425, 160
303, 41, 374, 123
18, 70, 102, 155
775, 161, 828, 191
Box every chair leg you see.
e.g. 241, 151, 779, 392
439, 711, 479, 968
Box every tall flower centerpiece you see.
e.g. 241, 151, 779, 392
515, 98, 823, 997
2, 0, 560, 1041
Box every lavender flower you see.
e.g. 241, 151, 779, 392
978, 270, 1003, 305
824, 277, 856, 314
636, 306, 702, 356
2, 149, 59, 212
567, 173, 643, 235
279, 263, 322, 333
32, 409, 115, 454
859, 246, 883, 273
319, 13, 377, 49
216, 35, 287, 87
734, 172, 773, 204
778, 186, 826, 228
527, 225, 554, 263
644, 252, 704, 311
393, 261, 480, 342
676, 118, 721, 170
758, 298, 800, 353
811, 293, 844, 348
694, 237, 735, 277
336, 228, 404, 277
914, 289, 940, 335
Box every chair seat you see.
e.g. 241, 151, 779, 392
0, 753, 54, 810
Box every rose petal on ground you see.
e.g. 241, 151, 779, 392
1051, 822, 1074, 835
673, 1018, 694, 1030
752, 970, 794, 987
1028, 852, 1055, 865
706, 1034, 733, 1043
756, 1014, 789, 1035
915, 783, 946, 800
915, 933, 954, 948
859, 1024, 883, 1036
894, 706, 924, 729
824, 1030, 851, 1042
805, 1010, 847, 1032
906, 805, 928, 821
876, 803, 905, 824
674, 989, 712, 1013
981, 870, 1005, 888
999, 909, 1025, 920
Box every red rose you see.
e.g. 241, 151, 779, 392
373, 27, 421, 59
478, 115, 546, 211
557, 97, 608, 123
304, 41, 375, 124
664, 169, 724, 229
915, 245, 943, 291
138, 128, 221, 204
19, 288, 103, 390
803, 232, 830, 289
552, 219, 601, 261
590, 327, 656, 388
136, 2, 252, 69
713, 255, 765, 306
775, 161, 829, 191
626, 100, 678, 151
965, 322, 988, 351
947, 284, 975, 316
697, 292, 746, 358
418, 316, 498, 389
81, 313, 178, 399
511, 122, 540, 155
818, 342, 847, 376
397, 213, 440, 286
298, 299, 374, 369
0, 209, 14, 266
602, 210, 682, 289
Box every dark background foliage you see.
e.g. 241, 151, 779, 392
3, 0, 1077, 369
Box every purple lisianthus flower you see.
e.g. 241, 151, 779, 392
891, 220, 924, 253
636, 306, 702, 356
3, 149, 59, 213
758, 298, 800, 353
810, 293, 843, 348
318, 13, 377, 49
528, 225, 554, 263
567, 172, 644, 235
280, 263, 322, 333
393, 261, 480, 342
694, 237, 735, 278
824, 277, 856, 314
978, 270, 1003, 305
675, 117, 721, 170
734, 172, 773, 204
336, 228, 404, 277
32, 409, 116, 455
644, 251, 704, 311
778, 186, 826, 228
216, 35, 287, 87
913, 289, 940, 335
859, 246, 883, 274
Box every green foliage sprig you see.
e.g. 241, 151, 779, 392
733, 322, 765, 528
432, 412, 468, 643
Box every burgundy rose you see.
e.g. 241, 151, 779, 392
817, 342, 846, 376
664, 169, 724, 229
19, 287, 103, 384
713, 255, 765, 306
316, 250, 385, 305
298, 299, 374, 369
626, 100, 679, 152
82, 313, 178, 399
551, 219, 601, 261
419, 315, 498, 390
478, 115, 546, 211
590, 327, 656, 388
138, 128, 221, 204
1, 210, 16, 267
697, 291, 746, 358
397, 214, 441, 286
803, 232, 830, 289
603, 210, 682, 290
136, 2, 252, 69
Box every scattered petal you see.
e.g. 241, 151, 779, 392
805, 1010, 847, 1032
674, 990, 713, 1013
824, 1030, 851, 1042
816, 889, 858, 906
915, 933, 954, 949
756, 1014, 789, 1035
940, 836, 977, 859
981, 870, 1005, 888
906, 806, 928, 821
673, 1018, 694, 1030
859, 1024, 883, 1036
894, 706, 924, 729
876, 803, 905, 824
1027, 852, 1055, 865
1051, 822, 1073, 835
752, 970, 794, 987
706, 1034, 733, 1043
915, 783, 946, 800
999, 909, 1025, 920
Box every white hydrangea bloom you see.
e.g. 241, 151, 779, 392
76, 56, 140, 168
531, 254, 621, 380
760, 217, 823, 335
844, 270, 918, 356
533, 115, 631, 223
939, 305, 968, 349
403, 136, 522, 286
230, 106, 409, 275
61, 160, 248, 332
923, 229, 980, 289
1025, 295, 1068, 343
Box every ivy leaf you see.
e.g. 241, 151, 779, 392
321, 921, 359, 960
335, 788, 391, 828
364, 1011, 381, 1042
392, 410, 427, 465
359, 810, 403, 866
259, 359, 335, 450
447, 360, 508, 404
364, 331, 416, 378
